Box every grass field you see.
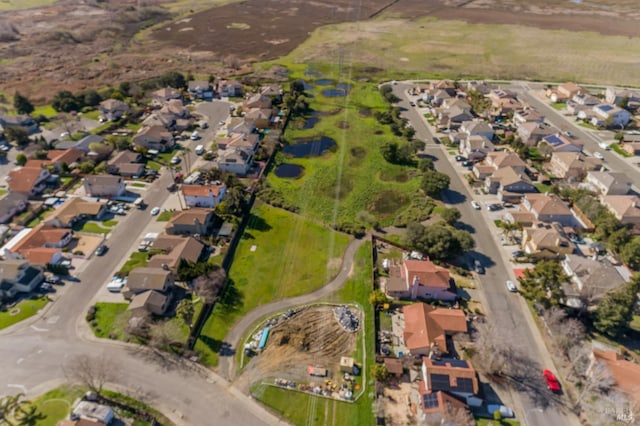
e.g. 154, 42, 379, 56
195, 203, 350, 366
265, 68, 421, 226
0, 297, 49, 330
32, 104, 59, 118
276, 17, 640, 86
33, 385, 85, 426
0, 0, 58, 12
252, 241, 375, 426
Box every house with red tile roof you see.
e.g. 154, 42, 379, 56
421, 357, 481, 407
181, 184, 226, 208
402, 302, 467, 356
418, 384, 469, 425
4, 223, 72, 265
385, 259, 457, 301
589, 350, 640, 404
7, 166, 50, 196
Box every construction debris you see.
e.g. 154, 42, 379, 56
334, 305, 360, 332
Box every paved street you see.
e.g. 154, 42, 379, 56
393, 83, 578, 426
0, 100, 280, 426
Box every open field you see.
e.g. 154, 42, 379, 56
195, 203, 350, 366
0, 297, 48, 329
252, 241, 375, 426
1, 1, 640, 100
266, 73, 422, 225
279, 17, 640, 86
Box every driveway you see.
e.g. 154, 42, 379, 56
393, 82, 578, 426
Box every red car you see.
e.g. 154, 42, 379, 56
543, 369, 561, 392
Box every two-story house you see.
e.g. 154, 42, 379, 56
166, 208, 218, 236
402, 302, 467, 356
421, 357, 482, 408
562, 254, 628, 308
459, 120, 494, 141
98, 99, 130, 121
586, 171, 632, 196
459, 135, 495, 160
4, 223, 73, 265
591, 104, 631, 128
0, 193, 28, 224
0, 114, 39, 134
600, 195, 640, 226
522, 193, 577, 227
384, 259, 457, 302
517, 122, 554, 146
0, 259, 43, 300
151, 87, 182, 106
549, 152, 602, 181
7, 166, 50, 196
538, 134, 583, 156
107, 150, 145, 177
148, 234, 205, 272
133, 125, 175, 152
217, 79, 243, 98
522, 222, 573, 259
485, 166, 536, 201
181, 183, 227, 208
43, 197, 106, 228
187, 80, 214, 100
124, 267, 174, 316
547, 82, 584, 102
83, 175, 126, 198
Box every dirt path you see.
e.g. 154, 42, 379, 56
218, 235, 369, 381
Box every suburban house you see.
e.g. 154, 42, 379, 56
133, 125, 175, 152
244, 108, 274, 129
151, 87, 182, 105
517, 122, 554, 146
601, 195, 640, 226
522, 193, 577, 227
590, 104, 631, 128
567, 93, 601, 115
487, 88, 523, 117
539, 134, 583, 155
243, 94, 272, 110
215, 133, 260, 175
605, 87, 640, 110
55, 134, 104, 153
513, 108, 544, 125
562, 254, 628, 308
419, 386, 469, 425
437, 103, 474, 130
187, 80, 214, 100
123, 267, 174, 316
522, 222, 573, 259
503, 211, 537, 227
430, 89, 452, 107
107, 150, 144, 177
622, 141, 640, 156
7, 165, 51, 196
0, 259, 43, 300
129, 290, 172, 316
149, 234, 204, 272
43, 197, 106, 228
98, 99, 130, 121
227, 118, 257, 135
547, 82, 584, 102
549, 152, 602, 181
401, 302, 467, 356
0, 193, 28, 224
217, 133, 259, 151
217, 79, 243, 98
460, 120, 494, 140
260, 84, 283, 101
485, 151, 527, 173
166, 208, 218, 236
45, 148, 85, 171
385, 259, 457, 302
459, 135, 495, 160
83, 175, 125, 198
588, 349, 640, 404
586, 171, 632, 195
181, 183, 227, 208
421, 357, 481, 407
0, 114, 39, 133
484, 166, 536, 200
70, 401, 114, 425
3, 223, 72, 265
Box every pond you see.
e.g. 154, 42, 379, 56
274, 163, 304, 178
302, 116, 320, 129
322, 88, 347, 97
315, 79, 335, 86
283, 136, 337, 158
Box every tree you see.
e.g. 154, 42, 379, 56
620, 236, 640, 270
517, 260, 569, 309
13, 92, 34, 115
369, 289, 389, 306
421, 170, 450, 198
404, 222, 474, 260
418, 157, 434, 172
440, 207, 461, 225
78, 161, 95, 174
119, 82, 131, 97
193, 267, 227, 304
52, 90, 80, 112
0, 393, 45, 426
160, 71, 186, 89
216, 187, 246, 217
380, 142, 398, 164
81, 89, 102, 107
176, 299, 195, 328
593, 278, 640, 337
15, 153, 27, 166
371, 363, 389, 382
149, 320, 185, 351
64, 354, 118, 395
5, 126, 30, 147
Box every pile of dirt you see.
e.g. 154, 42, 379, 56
239, 305, 360, 388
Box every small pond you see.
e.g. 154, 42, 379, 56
315, 79, 335, 86
302, 116, 320, 129
322, 88, 347, 97
283, 136, 337, 158
275, 163, 304, 178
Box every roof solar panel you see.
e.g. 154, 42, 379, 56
423, 393, 440, 409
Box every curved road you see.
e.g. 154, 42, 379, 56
219, 235, 369, 380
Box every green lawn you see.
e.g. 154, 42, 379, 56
252, 241, 375, 426
264, 74, 421, 227
196, 203, 350, 366
156, 210, 175, 222
90, 121, 114, 135
102, 219, 118, 227
81, 109, 100, 120
476, 417, 521, 426
631, 315, 640, 332
79, 221, 112, 234
0, 188, 7, 196
89, 302, 129, 339
550, 102, 566, 111
119, 251, 156, 275
146, 160, 162, 171
0, 297, 49, 329
578, 121, 599, 131
131, 182, 146, 188
33, 385, 85, 426
534, 183, 553, 193
611, 143, 633, 158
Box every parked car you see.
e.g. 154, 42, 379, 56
40, 282, 53, 293
505, 280, 518, 292
487, 405, 514, 418
594, 151, 605, 160
599, 142, 610, 150
543, 369, 561, 392
170, 155, 181, 165
95, 245, 108, 256
455, 155, 467, 162
106, 276, 127, 293
409, 101, 416, 107
471, 200, 481, 210
487, 203, 502, 212
190, 131, 200, 140
150, 207, 160, 216
462, 160, 473, 167
512, 250, 525, 259
432, 137, 440, 144
474, 260, 485, 274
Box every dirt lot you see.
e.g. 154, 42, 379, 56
236, 305, 360, 391
0, 0, 638, 101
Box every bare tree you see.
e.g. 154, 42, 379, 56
543, 307, 585, 358
149, 320, 184, 351
444, 406, 475, 426
125, 311, 151, 338
193, 267, 227, 304
64, 354, 118, 395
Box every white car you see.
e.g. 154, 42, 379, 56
170, 155, 181, 165
106, 276, 127, 292
190, 131, 200, 140
594, 152, 605, 160
150, 207, 160, 216
598, 142, 610, 150
506, 280, 518, 292
471, 200, 481, 210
